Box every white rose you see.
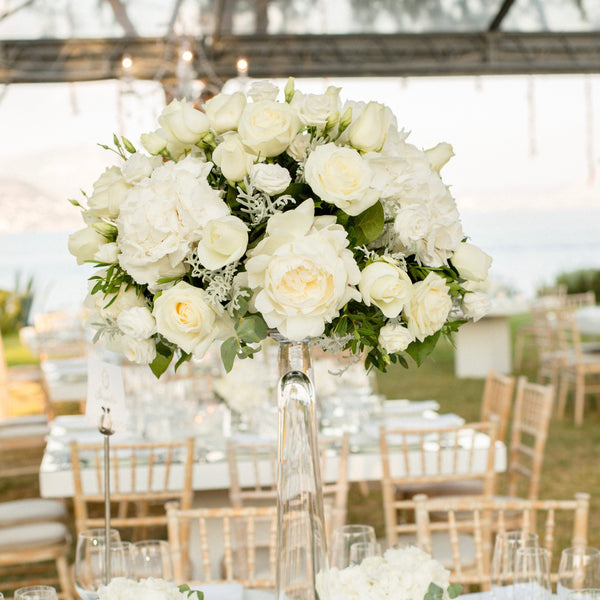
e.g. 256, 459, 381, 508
347, 101, 394, 152
358, 261, 413, 318
425, 142, 454, 173
141, 130, 168, 155
93, 241, 119, 264
68, 226, 106, 265
158, 99, 210, 144
117, 306, 157, 339
121, 152, 162, 184
247, 80, 280, 102
294, 91, 339, 128
152, 281, 221, 356
203, 91, 247, 134
378, 323, 415, 354
452, 242, 492, 282
462, 289, 491, 322
404, 272, 452, 342
196, 215, 248, 270
238, 100, 300, 157
250, 163, 291, 195
87, 166, 131, 219
393, 204, 430, 247
121, 335, 157, 364
416, 220, 464, 268
245, 199, 361, 341
287, 132, 311, 161
304, 143, 379, 216
212, 133, 254, 182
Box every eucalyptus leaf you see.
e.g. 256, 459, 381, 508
405, 330, 441, 366
221, 336, 240, 373
150, 344, 174, 378
236, 315, 268, 344
351, 201, 384, 246
448, 583, 462, 599
424, 582, 444, 600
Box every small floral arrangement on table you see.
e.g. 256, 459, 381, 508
317, 546, 461, 600
98, 577, 202, 600
68, 77, 492, 377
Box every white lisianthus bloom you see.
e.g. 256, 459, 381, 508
93, 241, 120, 264
294, 90, 339, 128
462, 287, 491, 322
86, 166, 131, 219
68, 226, 106, 265
250, 163, 291, 195
158, 98, 210, 144
358, 261, 413, 318
203, 91, 247, 134
140, 131, 168, 155
347, 100, 394, 152
378, 322, 415, 354
153, 281, 222, 356
304, 143, 379, 216
416, 220, 464, 268
452, 242, 493, 282
121, 152, 162, 184
404, 272, 453, 342
238, 100, 300, 157
394, 203, 430, 247
212, 133, 255, 182
117, 156, 229, 289
425, 142, 454, 173
287, 132, 311, 161
117, 306, 157, 339
245, 199, 361, 341
196, 215, 248, 270
121, 335, 157, 364
247, 80, 280, 102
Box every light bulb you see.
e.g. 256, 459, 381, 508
236, 57, 248, 74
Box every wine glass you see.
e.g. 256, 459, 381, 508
74, 529, 129, 600
490, 530, 539, 600
132, 540, 174, 581
558, 547, 600, 599
566, 591, 600, 599
349, 541, 382, 565
329, 525, 377, 570
514, 546, 552, 600
13, 587, 58, 600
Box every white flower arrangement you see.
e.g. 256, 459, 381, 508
69, 78, 492, 377
316, 546, 461, 600
98, 577, 202, 600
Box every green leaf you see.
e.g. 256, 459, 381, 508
405, 330, 441, 366
174, 351, 192, 371
351, 201, 384, 246
448, 583, 462, 599
236, 315, 268, 344
220, 337, 240, 373
424, 582, 444, 600
150, 343, 174, 378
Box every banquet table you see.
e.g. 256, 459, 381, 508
576, 305, 600, 336
38, 400, 506, 498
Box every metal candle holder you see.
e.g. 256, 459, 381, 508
98, 406, 115, 585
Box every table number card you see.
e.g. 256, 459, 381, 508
86, 358, 128, 432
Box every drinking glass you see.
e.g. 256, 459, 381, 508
566, 591, 600, 599
349, 541, 382, 565
491, 531, 539, 600
329, 524, 377, 570
13, 587, 58, 600
74, 529, 129, 600
514, 546, 552, 600
558, 547, 600, 599
133, 540, 174, 581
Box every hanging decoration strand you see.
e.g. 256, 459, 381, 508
585, 75, 595, 185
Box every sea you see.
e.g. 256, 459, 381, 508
1, 206, 599, 318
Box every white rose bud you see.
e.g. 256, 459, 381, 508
250, 163, 291, 195
196, 215, 248, 270
287, 132, 311, 161
452, 242, 492, 282
425, 142, 454, 173
68, 226, 106, 265
121, 335, 157, 364
248, 80, 280, 103
359, 261, 413, 318
86, 166, 131, 219
462, 290, 491, 322
158, 99, 210, 144
212, 133, 254, 182
378, 322, 415, 354
140, 130, 168, 155
93, 241, 119, 264
348, 101, 391, 152
117, 306, 157, 340
121, 152, 162, 184
203, 92, 247, 134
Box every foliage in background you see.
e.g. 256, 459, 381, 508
555, 268, 600, 300
0, 273, 34, 334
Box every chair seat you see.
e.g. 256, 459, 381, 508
0, 414, 47, 428
0, 521, 69, 550
0, 498, 67, 526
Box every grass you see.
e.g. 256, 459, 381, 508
3, 330, 39, 366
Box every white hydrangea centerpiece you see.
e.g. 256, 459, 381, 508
69, 77, 492, 377
98, 577, 203, 600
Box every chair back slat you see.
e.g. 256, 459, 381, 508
480, 370, 515, 442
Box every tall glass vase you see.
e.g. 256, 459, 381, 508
274, 334, 329, 600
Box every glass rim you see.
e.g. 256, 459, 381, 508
77, 527, 121, 539
562, 546, 600, 556
334, 524, 375, 533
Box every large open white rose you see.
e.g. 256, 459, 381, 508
245, 199, 361, 340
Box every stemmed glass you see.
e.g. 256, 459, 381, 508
558, 547, 600, 599
13, 587, 58, 600
490, 530, 539, 600
349, 541, 382, 566
132, 540, 174, 581
514, 546, 552, 600
73, 529, 130, 600
329, 525, 378, 570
